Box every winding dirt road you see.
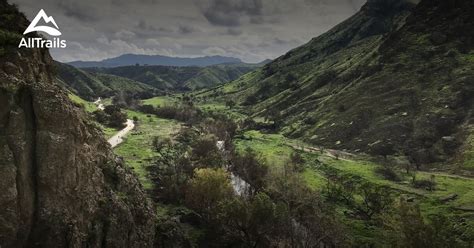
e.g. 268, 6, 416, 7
94, 98, 135, 148
108, 119, 135, 148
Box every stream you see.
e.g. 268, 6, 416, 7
217, 140, 251, 196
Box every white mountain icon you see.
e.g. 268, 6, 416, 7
24, 9, 61, 36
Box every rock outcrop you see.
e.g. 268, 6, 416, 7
0, 1, 155, 247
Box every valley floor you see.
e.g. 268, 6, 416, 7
71, 93, 474, 246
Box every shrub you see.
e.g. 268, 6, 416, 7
93, 105, 127, 129
412, 179, 436, 191
243, 95, 258, 105
0, 30, 22, 46
375, 166, 401, 182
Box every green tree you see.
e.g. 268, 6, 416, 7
231, 148, 268, 195
356, 183, 393, 220
289, 151, 305, 172
220, 193, 278, 247
149, 140, 192, 203
185, 168, 234, 223
267, 170, 347, 247
190, 135, 224, 168
225, 99, 236, 109
383, 199, 464, 248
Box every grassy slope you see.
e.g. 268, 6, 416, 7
56, 62, 157, 100
235, 129, 473, 206
57, 63, 111, 100
142, 95, 177, 106
233, 129, 474, 245
68, 93, 98, 112
85, 64, 256, 91
208, 0, 474, 171
184, 64, 256, 90
92, 72, 156, 93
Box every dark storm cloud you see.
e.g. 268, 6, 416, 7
178, 25, 197, 34
11, 0, 368, 63
136, 20, 172, 33
57, 1, 100, 22
226, 28, 243, 36
198, 0, 264, 26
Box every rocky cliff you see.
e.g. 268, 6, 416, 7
0, 1, 155, 247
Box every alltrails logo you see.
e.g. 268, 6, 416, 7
18, 9, 67, 48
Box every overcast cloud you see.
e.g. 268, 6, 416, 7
11, 0, 366, 63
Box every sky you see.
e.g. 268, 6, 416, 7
11, 0, 367, 63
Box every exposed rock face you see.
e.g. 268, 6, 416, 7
0, 1, 155, 247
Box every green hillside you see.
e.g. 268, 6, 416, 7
55, 62, 158, 100
55, 62, 112, 100
203, 0, 474, 171
85, 63, 256, 91
185, 64, 260, 90
92, 72, 158, 94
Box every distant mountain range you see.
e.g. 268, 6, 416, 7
55, 62, 159, 100
84, 63, 258, 91
55, 61, 259, 100
68, 54, 244, 68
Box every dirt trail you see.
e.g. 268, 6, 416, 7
94, 97, 105, 110
288, 144, 473, 180
108, 119, 135, 148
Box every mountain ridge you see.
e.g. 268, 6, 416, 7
207, 0, 474, 168
55, 61, 159, 100
83, 63, 258, 92
68, 54, 242, 68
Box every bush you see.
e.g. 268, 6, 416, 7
375, 166, 401, 182
412, 179, 436, 191
289, 152, 305, 172
243, 95, 258, 105
185, 168, 234, 222
303, 116, 317, 125
137, 104, 156, 114
231, 148, 268, 195
93, 104, 127, 129
190, 135, 224, 168
152, 104, 202, 124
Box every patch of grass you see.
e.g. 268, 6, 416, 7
317, 154, 474, 213
197, 101, 247, 120
113, 109, 181, 189
68, 93, 97, 112
319, 157, 387, 184
102, 126, 117, 139
142, 96, 176, 107
302, 168, 327, 190
415, 172, 474, 207
234, 130, 293, 167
